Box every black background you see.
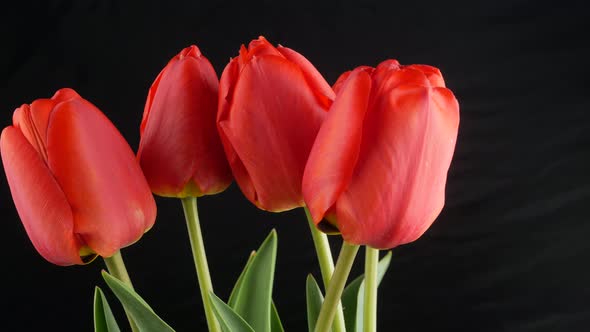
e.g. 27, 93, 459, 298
1, 1, 589, 331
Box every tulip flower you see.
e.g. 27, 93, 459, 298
137, 45, 232, 198
303, 60, 460, 249
0, 88, 156, 266
217, 36, 335, 212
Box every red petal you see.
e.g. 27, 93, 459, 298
218, 57, 257, 201
218, 57, 240, 127
374, 59, 400, 74
238, 37, 282, 68
333, 66, 373, 95
332, 71, 352, 95
28, 99, 54, 149
247, 36, 280, 56
218, 55, 327, 211
1, 127, 82, 265
12, 88, 85, 162
179, 45, 201, 58
140, 62, 166, 136
303, 68, 372, 223
13, 104, 50, 162
335, 72, 459, 249
407, 64, 446, 87
138, 53, 231, 197
47, 98, 156, 257
52, 88, 81, 101
277, 46, 336, 108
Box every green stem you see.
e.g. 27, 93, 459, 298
363, 247, 379, 332
304, 207, 336, 285
103, 250, 139, 332
304, 207, 347, 332
181, 197, 221, 332
314, 242, 360, 332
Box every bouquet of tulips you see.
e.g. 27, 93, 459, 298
1, 36, 459, 332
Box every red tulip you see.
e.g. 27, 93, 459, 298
217, 36, 335, 212
303, 60, 460, 249
137, 45, 232, 198
1, 89, 156, 266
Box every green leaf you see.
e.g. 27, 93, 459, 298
94, 287, 121, 332
306, 274, 331, 332
228, 238, 284, 332
209, 292, 255, 332
230, 229, 278, 332
342, 251, 392, 332
101, 271, 175, 332
270, 301, 285, 332
228, 250, 256, 308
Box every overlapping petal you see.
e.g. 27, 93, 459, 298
277, 46, 335, 108
303, 68, 372, 224
219, 55, 327, 211
0, 127, 81, 265
48, 98, 156, 257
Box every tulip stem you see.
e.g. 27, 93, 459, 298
103, 250, 139, 332
304, 207, 347, 332
314, 242, 359, 332
181, 197, 221, 332
363, 247, 379, 332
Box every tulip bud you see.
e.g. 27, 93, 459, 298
217, 36, 335, 212
137, 45, 232, 198
1, 89, 156, 265
303, 60, 460, 249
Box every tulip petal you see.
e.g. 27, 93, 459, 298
52, 88, 82, 101
374, 67, 430, 98
218, 55, 326, 211
277, 46, 336, 108
1, 127, 82, 265
13, 104, 50, 162
246, 37, 283, 58
303, 69, 372, 223
218, 58, 259, 202
47, 99, 156, 257
332, 71, 352, 95
138, 54, 231, 197
336, 73, 459, 249
140, 65, 165, 136
333, 66, 374, 95
406, 64, 446, 87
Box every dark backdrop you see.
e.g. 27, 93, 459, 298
1, 1, 589, 331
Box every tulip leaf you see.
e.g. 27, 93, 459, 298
342, 251, 392, 332
228, 250, 256, 307
271, 301, 285, 332
101, 270, 175, 332
306, 274, 331, 332
229, 229, 277, 332
209, 292, 256, 332
94, 287, 121, 332
228, 248, 284, 332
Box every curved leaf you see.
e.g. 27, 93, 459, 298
209, 292, 255, 332
271, 301, 285, 332
228, 250, 256, 307
94, 287, 121, 332
101, 270, 175, 332
306, 274, 331, 332
230, 229, 278, 332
